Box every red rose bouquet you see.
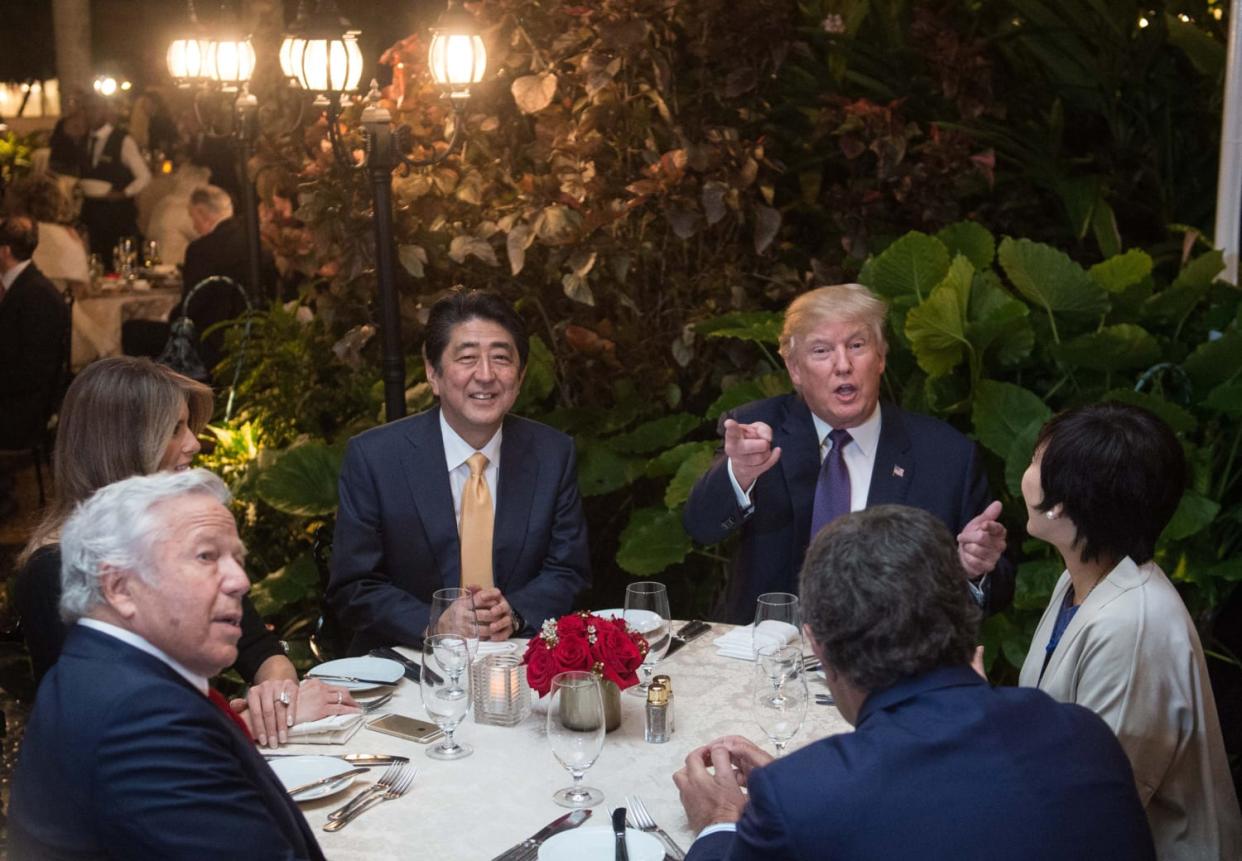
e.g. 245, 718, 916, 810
522, 611, 648, 697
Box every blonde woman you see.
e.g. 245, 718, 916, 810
16, 357, 356, 746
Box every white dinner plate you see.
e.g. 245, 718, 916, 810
595, 608, 664, 635
538, 827, 663, 861
267, 755, 357, 801
307, 656, 404, 692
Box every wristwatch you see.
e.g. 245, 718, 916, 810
511, 608, 525, 635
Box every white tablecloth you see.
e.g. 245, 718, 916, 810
284, 624, 850, 860
72, 285, 180, 369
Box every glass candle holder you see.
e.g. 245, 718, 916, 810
471, 654, 531, 727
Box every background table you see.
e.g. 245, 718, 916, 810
72, 280, 180, 369
284, 624, 850, 860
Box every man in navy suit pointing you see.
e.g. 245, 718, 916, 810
683, 283, 1012, 622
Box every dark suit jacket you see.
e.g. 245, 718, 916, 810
688, 666, 1155, 861
8, 625, 324, 860
683, 397, 1014, 622
328, 406, 591, 654
0, 262, 67, 448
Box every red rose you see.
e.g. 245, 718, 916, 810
524, 641, 558, 697
552, 634, 592, 674
557, 613, 587, 640
593, 622, 645, 690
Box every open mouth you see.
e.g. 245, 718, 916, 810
468, 392, 498, 402
834, 384, 858, 399
213, 613, 242, 631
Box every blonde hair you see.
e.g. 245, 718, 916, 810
19, 357, 214, 563
778, 284, 889, 360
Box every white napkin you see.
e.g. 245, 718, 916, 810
714, 620, 800, 661
477, 640, 518, 656
286, 713, 365, 745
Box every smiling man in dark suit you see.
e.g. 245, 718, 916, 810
683, 283, 1012, 623
9, 469, 324, 860
328, 290, 590, 652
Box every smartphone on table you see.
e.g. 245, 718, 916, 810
366, 714, 443, 744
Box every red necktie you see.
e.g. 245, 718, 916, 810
207, 687, 253, 741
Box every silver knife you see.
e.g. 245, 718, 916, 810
666, 620, 712, 658
309, 673, 399, 686
490, 808, 591, 861
285, 767, 368, 798
264, 753, 409, 765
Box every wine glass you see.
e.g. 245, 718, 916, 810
752, 644, 808, 756
624, 581, 671, 695
420, 634, 473, 760
428, 587, 480, 660
753, 592, 802, 659
546, 671, 606, 808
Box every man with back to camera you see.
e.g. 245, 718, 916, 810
683, 282, 1012, 622
328, 289, 590, 652
674, 504, 1155, 860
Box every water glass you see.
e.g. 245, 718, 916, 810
421, 634, 473, 760
753, 592, 802, 658
144, 239, 161, 268
546, 671, 605, 808
624, 581, 671, 695
428, 587, 480, 659
752, 644, 808, 756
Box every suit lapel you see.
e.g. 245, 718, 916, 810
1040, 557, 1147, 686
494, 418, 538, 589
776, 397, 820, 552
400, 409, 460, 588
866, 403, 914, 506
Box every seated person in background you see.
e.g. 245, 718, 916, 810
9, 470, 326, 860
674, 505, 1155, 861
144, 163, 212, 266
182, 185, 276, 371
1018, 403, 1242, 859
0, 216, 67, 517
15, 357, 357, 746
7, 173, 90, 287
47, 87, 87, 177
329, 290, 591, 652
683, 283, 1011, 623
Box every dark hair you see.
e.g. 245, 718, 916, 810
0, 216, 38, 261
422, 290, 529, 373
1033, 401, 1185, 566
800, 505, 980, 691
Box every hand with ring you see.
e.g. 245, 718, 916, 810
292, 678, 360, 727
232, 679, 304, 747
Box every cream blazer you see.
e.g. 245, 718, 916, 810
1020, 558, 1241, 860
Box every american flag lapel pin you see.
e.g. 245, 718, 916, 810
892, 465, 905, 478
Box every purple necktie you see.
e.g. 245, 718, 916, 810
810, 428, 852, 541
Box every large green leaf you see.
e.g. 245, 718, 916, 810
1014, 557, 1065, 611
1166, 13, 1226, 77
249, 553, 320, 617
1053, 324, 1161, 371
1004, 417, 1045, 497
577, 441, 641, 497
255, 442, 344, 516
513, 335, 556, 412
998, 237, 1108, 317
967, 274, 1034, 367
1203, 379, 1242, 418
707, 373, 792, 418
1184, 329, 1242, 394
1143, 251, 1224, 323
609, 413, 701, 454
647, 441, 717, 478
616, 508, 692, 576
1102, 389, 1198, 433
936, 221, 995, 270
664, 447, 717, 508
697, 311, 782, 344
972, 380, 1052, 460
862, 231, 951, 302
904, 256, 973, 376
1089, 250, 1152, 294
1161, 490, 1220, 542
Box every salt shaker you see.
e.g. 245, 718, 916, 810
645, 682, 670, 743
653, 673, 674, 733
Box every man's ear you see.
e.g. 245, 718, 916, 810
424, 349, 441, 396
99, 565, 140, 620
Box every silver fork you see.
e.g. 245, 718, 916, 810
326, 761, 402, 822
625, 795, 685, 860
322, 764, 416, 832
356, 691, 395, 714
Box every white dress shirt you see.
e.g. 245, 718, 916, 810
77, 618, 209, 693
90, 123, 152, 198
1, 257, 33, 292
439, 411, 501, 528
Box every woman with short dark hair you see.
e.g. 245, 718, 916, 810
1018, 402, 1241, 859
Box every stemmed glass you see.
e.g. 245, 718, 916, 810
421, 634, 473, 760
624, 581, 671, 695
429, 587, 481, 660
752, 644, 808, 756
546, 671, 606, 808
753, 592, 802, 658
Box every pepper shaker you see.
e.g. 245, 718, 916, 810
645, 682, 670, 743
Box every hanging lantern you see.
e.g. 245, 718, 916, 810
167, 35, 213, 85
282, 0, 364, 96
427, 0, 487, 98
205, 37, 256, 89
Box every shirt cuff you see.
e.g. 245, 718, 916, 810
726, 459, 755, 512
695, 822, 738, 843
966, 573, 987, 605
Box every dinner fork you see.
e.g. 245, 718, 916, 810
625, 795, 685, 860
322, 764, 416, 832
326, 761, 403, 821
356, 691, 394, 714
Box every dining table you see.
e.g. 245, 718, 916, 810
279, 622, 851, 860
71, 275, 181, 370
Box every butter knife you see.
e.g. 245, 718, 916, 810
308, 672, 399, 686
490, 808, 591, 861
612, 808, 630, 861
370, 646, 444, 685
286, 767, 368, 798
665, 620, 712, 658
264, 753, 410, 766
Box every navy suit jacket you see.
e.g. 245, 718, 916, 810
688, 666, 1155, 861
8, 625, 324, 860
328, 407, 591, 653
683, 397, 1014, 622
0, 262, 67, 448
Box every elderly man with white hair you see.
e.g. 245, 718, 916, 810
8, 469, 325, 861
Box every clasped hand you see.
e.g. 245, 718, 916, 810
673, 735, 774, 833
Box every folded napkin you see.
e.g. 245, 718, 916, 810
286, 713, 365, 745
477, 640, 518, 656
714, 621, 800, 661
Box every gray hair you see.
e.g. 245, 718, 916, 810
779, 283, 889, 360
59, 469, 232, 623
189, 185, 233, 219
800, 505, 980, 691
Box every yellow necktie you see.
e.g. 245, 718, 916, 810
459, 452, 494, 589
